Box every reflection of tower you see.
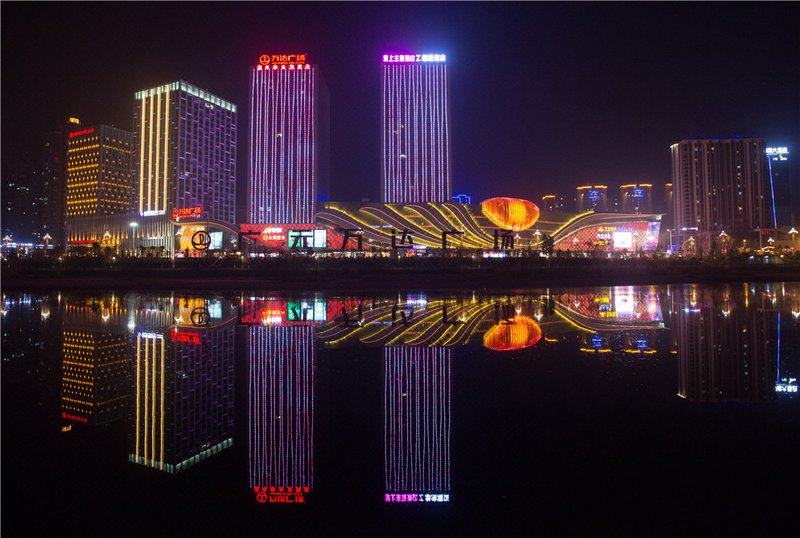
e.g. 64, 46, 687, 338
672, 285, 777, 401
384, 347, 451, 503
130, 322, 235, 472
60, 298, 131, 427
249, 326, 314, 503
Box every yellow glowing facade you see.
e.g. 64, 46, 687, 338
65, 125, 133, 217
480, 197, 540, 231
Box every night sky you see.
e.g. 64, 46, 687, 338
3, 2, 799, 207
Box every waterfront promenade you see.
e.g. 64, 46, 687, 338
4, 255, 799, 291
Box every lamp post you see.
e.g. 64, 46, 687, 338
718, 230, 728, 254
42, 233, 52, 255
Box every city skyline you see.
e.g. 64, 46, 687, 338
3, 2, 798, 210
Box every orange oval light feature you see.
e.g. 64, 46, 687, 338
483, 315, 542, 351
481, 197, 540, 231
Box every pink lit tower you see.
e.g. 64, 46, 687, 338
382, 53, 452, 204
248, 53, 330, 225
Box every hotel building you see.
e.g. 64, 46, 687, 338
66, 125, 134, 217
382, 53, 451, 204
248, 53, 330, 225
134, 81, 237, 224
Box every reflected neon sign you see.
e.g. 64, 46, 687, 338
385, 493, 450, 502
253, 486, 309, 504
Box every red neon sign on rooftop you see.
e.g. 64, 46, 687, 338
258, 53, 308, 66
69, 127, 95, 139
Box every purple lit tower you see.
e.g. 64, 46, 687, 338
133, 81, 237, 224
382, 53, 452, 204
384, 346, 451, 503
248, 54, 330, 225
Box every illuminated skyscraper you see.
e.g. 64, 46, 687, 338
670, 138, 771, 235
66, 125, 133, 217
134, 81, 237, 223
619, 184, 653, 214
248, 53, 330, 225
576, 185, 608, 212
382, 53, 451, 204
384, 346, 451, 503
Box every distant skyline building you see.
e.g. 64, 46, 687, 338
670, 138, 772, 235
575, 185, 608, 212
134, 81, 237, 223
66, 125, 133, 217
248, 53, 330, 225
541, 193, 568, 213
382, 53, 451, 204
452, 193, 471, 205
619, 183, 653, 214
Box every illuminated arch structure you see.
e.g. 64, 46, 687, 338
314, 200, 662, 252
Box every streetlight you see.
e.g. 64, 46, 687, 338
42, 233, 52, 254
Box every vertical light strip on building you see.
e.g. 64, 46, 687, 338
154, 89, 162, 214
147, 92, 154, 213
139, 95, 146, 214
163, 88, 170, 216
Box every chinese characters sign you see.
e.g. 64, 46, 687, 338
383, 54, 447, 63
258, 53, 308, 66
172, 206, 203, 220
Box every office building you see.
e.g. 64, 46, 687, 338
66, 125, 134, 217
619, 183, 653, 214
248, 53, 330, 225
382, 53, 451, 204
134, 81, 237, 224
670, 138, 771, 237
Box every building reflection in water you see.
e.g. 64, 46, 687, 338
384, 346, 451, 503
668, 283, 797, 401
128, 295, 235, 473
60, 295, 130, 427
244, 297, 322, 504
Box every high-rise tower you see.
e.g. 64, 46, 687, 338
248, 53, 330, 225
382, 53, 451, 204
134, 81, 237, 224
670, 138, 771, 235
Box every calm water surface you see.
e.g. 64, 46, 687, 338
2, 283, 798, 534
